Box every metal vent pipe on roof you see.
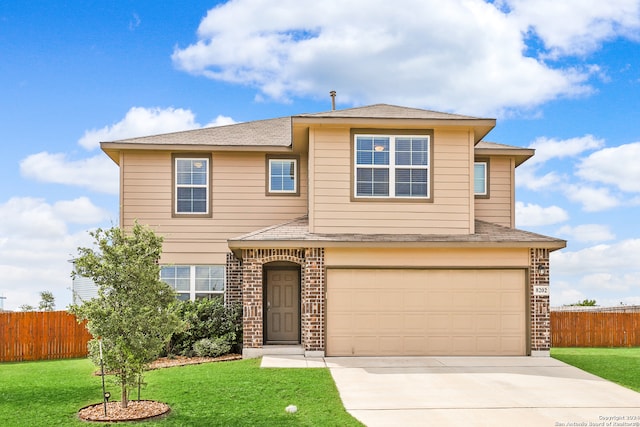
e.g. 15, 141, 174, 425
330, 90, 336, 110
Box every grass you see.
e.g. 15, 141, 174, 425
552, 347, 640, 392
0, 358, 362, 426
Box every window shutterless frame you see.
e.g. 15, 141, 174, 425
351, 129, 434, 202
172, 153, 212, 218
265, 154, 300, 196
474, 158, 490, 198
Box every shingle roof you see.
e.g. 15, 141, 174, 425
228, 216, 566, 250
102, 104, 494, 148
296, 104, 487, 120
109, 116, 293, 147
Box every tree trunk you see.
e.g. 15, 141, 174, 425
120, 381, 129, 408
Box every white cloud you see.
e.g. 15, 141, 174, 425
527, 134, 605, 165
515, 201, 569, 226
0, 197, 112, 311
502, 0, 640, 57
78, 106, 203, 150
53, 197, 112, 224
564, 184, 621, 212
172, 0, 599, 115
552, 239, 640, 275
205, 114, 237, 127
551, 240, 640, 306
577, 142, 640, 192
20, 107, 238, 194
556, 224, 616, 243
20, 152, 119, 194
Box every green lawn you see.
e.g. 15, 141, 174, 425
552, 347, 640, 392
0, 358, 362, 426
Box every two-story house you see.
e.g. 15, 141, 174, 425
101, 104, 565, 358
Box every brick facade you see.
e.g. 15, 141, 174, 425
225, 252, 243, 307
530, 248, 550, 352
229, 246, 552, 356
235, 248, 325, 353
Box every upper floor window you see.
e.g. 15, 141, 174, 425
266, 155, 299, 196
474, 160, 489, 197
174, 156, 210, 215
160, 265, 225, 301
354, 134, 430, 199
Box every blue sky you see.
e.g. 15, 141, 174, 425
1, 0, 640, 311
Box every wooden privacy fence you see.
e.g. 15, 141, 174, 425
552, 311, 640, 347
0, 311, 92, 362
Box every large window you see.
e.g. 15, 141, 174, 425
354, 134, 430, 198
160, 265, 224, 301
474, 160, 489, 197
267, 156, 298, 195
174, 157, 209, 215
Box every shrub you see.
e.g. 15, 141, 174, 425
165, 298, 242, 357
193, 337, 232, 357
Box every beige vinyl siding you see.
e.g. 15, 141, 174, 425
310, 127, 472, 235
121, 150, 308, 264
475, 156, 513, 227
325, 247, 530, 268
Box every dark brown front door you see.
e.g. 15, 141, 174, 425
265, 269, 300, 344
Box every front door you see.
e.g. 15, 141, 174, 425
265, 268, 300, 344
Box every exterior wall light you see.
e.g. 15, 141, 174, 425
538, 264, 546, 276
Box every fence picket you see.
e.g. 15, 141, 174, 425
0, 311, 92, 362
551, 311, 640, 347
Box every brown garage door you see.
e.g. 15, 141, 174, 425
326, 269, 526, 356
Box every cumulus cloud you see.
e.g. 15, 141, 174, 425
527, 134, 605, 165
551, 240, 640, 306
206, 114, 236, 127
556, 224, 616, 243
563, 184, 621, 212
577, 142, 640, 192
552, 239, 640, 275
20, 107, 237, 194
78, 107, 203, 150
515, 201, 569, 226
20, 152, 119, 194
0, 197, 113, 311
171, 0, 610, 115
501, 0, 640, 57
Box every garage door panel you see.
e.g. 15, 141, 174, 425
327, 269, 526, 356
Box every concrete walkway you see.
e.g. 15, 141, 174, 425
261, 355, 640, 427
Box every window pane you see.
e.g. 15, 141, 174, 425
356, 136, 389, 165
195, 266, 224, 292
176, 159, 208, 213
474, 163, 486, 194
356, 168, 388, 196
176, 293, 190, 301
160, 266, 190, 291
396, 137, 428, 166
357, 136, 373, 151
177, 188, 207, 213
396, 169, 427, 197
269, 159, 296, 192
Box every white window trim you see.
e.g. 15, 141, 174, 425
175, 157, 210, 215
268, 158, 298, 194
474, 161, 488, 196
161, 265, 225, 301
354, 134, 430, 199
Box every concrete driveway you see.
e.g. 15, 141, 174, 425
324, 356, 640, 427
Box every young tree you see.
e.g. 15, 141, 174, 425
71, 222, 180, 408
38, 291, 56, 311
19, 304, 35, 312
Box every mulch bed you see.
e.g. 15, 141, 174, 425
80, 354, 242, 422
78, 400, 170, 422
